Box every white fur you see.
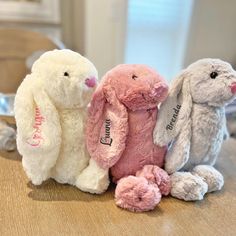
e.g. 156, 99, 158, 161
76, 159, 109, 194
154, 59, 236, 201
14, 49, 109, 193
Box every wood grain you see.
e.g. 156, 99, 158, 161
0, 28, 60, 93
0, 139, 236, 236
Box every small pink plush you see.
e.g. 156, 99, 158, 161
86, 64, 171, 212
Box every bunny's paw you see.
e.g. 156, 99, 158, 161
115, 176, 161, 212
192, 165, 224, 193
136, 165, 171, 196
76, 159, 110, 194
22, 157, 51, 185
170, 172, 208, 201
26, 169, 49, 185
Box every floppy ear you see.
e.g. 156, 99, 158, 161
153, 71, 192, 146
14, 75, 62, 156
86, 81, 129, 169
164, 118, 191, 173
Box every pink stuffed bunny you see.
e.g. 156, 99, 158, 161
86, 64, 171, 212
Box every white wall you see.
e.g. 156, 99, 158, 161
185, 0, 236, 67
125, 0, 193, 81
61, 0, 85, 53
84, 0, 127, 77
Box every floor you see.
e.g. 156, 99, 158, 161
0, 138, 236, 236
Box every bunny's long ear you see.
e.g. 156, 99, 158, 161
14, 75, 61, 166
153, 71, 192, 146
164, 118, 191, 173
86, 82, 128, 169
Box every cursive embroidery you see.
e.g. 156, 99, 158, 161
100, 119, 113, 146
166, 104, 181, 130
27, 107, 45, 147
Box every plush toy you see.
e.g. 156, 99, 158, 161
86, 64, 171, 212
154, 58, 236, 201
0, 119, 16, 151
14, 49, 109, 194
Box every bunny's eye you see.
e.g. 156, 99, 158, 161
210, 71, 218, 79
132, 74, 138, 80
64, 72, 70, 77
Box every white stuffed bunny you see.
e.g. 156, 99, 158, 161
154, 59, 236, 201
14, 49, 109, 194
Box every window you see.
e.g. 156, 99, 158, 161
125, 0, 193, 81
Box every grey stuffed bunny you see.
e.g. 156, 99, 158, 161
154, 59, 236, 201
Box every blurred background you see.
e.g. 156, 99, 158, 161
0, 0, 236, 114
1, 0, 236, 84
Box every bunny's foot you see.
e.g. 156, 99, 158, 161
170, 172, 208, 201
76, 159, 109, 194
192, 165, 224, 193
29, 172, 49, 185
23, 166, 50, 185
115, 176, 161, 212
136, 165, 171, 196
22, 158, 51, 185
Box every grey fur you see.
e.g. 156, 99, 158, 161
154, 58, 236, 201
0, 120, 16, 151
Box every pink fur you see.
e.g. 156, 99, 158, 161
115, 165, 171, 212
115, 176, 161, 212
136, 165, 171, 196
110, 109, 166, 182
86, 84, 128, 168
86, 64, 170, 212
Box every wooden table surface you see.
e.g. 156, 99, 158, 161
0, 139, 236, 236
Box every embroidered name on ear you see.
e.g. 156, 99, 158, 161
27, 107, 45, 147
166, 104, 181, 130
100, 119, 113, 146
